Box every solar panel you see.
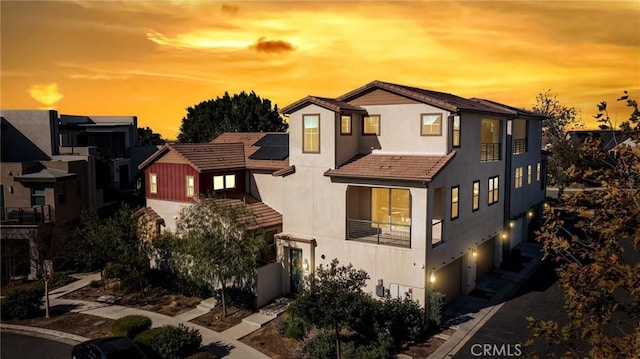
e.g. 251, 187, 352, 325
253, 134, 288, 147
249, 146, 289, 160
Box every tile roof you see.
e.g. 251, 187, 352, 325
211, 132, 289, 171
336, 80, 514, 115
136, 207, 165, 224
325, 152, 456, 183
14, 165, 77, 183
280, 95, 367, 114
211, 193, 282, 230
138, 142, 246, 172
469, 98, 547, 118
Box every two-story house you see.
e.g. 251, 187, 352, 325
276, 81, 546, 304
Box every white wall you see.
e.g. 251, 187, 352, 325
249, 171, 284, 214
146, 198, 191, 232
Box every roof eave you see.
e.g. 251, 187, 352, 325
323, 170, 431, 183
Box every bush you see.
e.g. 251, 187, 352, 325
277, 313, 307, 340
185, 352, 220, 359
376, 297, 427, 342
146, 269, 211, 298
104, 262, 126, 279
341, 328, 393, 359
90, 280, 102, 288
112, 315, 152, 339
429, 291, 447, 328
135, 324, 202, 359
300, 330, 336, 359
0, 285, 44, 320
34, 272, 75, 289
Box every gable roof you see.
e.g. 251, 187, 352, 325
280, 95, 367, 115
138, 142, 245, 172
211, 132, 289, 171
208, 193, 282, 230
325, 151, 455, 183
336, 80, 514, 115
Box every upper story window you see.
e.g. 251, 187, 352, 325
303, 114, 320, 153
186, 175, 195, 196
452, 116, 460, 147
213, 174, 235, 190
488, 175, 499, 205
451, 186, 459, 220
515, 167, 523, 188
536, 162, 541, 182
472, 180, 480, 211
363, 115, 381, 135
527, 165, 532, 184
340, 115, 352, 135
31, 185, 46, 206
150, 173, 158, 194
481, 119, 502, 162
512, 120, 528, 155
421, 114, 442, 136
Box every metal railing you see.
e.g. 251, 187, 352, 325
481, 142, 501, 162
512, 138, 527, 155
0, 205, 54, 225
347, 219, 411, 248
432, 219, 444, 247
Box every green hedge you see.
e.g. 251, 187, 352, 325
134, 324, 201, 359
0, 286, 44, 320
112, 315, 152, 338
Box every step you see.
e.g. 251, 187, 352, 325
196, 297, 217, 311
241, 313, 276, 328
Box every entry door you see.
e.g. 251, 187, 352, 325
289, 248, 303, 294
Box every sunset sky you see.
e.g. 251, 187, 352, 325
2, 1, 638, 139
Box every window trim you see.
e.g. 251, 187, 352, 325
488, 175, 499, 205
150, 173, 158, 194
472, 180, 480, 212
452, 115, 460, 147
31, 185, 46, 206
340, 115, 352, 136
186, 175, 195, 197
363, 114, 381, 136
451, 185, 459, 220
420, 113, 443, 136
302, 113, 321, 153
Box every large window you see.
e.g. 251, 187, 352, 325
488, 176, 499, 205
527, 165, 532, 184
186, 175, 195, 196
213, 174, 235, 190
303, 114, 320, 153
481, 119, 502, 161
150, 173, 157, 194
451, 186, 459, 220
31, 185, 46, 206
340, 115, 352, 135
371, 188, 411, 227
452, 116, 460, 147
472, 180, 480, 211
363, 115, 381, 135
512, 120, 528, 155
515, 167, 523, 188
421, 114, 442, 136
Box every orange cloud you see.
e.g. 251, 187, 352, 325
250, 37, 295, 54
221, 3, 239, 15
28, 83, 64, 107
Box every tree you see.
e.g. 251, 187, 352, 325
177, 91, 288, 143
527, 92, 640, 358
138, 126, 165, 146
290, 259, 372, 359
170, 196, 265, 317
532, 90, 585, 195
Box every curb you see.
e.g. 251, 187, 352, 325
0, 323, 89, 345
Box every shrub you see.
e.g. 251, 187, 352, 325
112, 315, 152, 339
33, 273, 75, 290
341, 328, 393, 359
376, 297, 427, 342
90, 280, 102, 288
277, 313, 307, 340
185, 352, 220, 359
104, 262, 126, 279
213, 287, 255, 309
0, 285, 44, 320
146, 269, 211, 298
135, 324, 202, 359
429, 291, 447, 328
300, 330, 336, 359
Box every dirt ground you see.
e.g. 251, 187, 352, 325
190, 306, 255, 332
3, 311, 114, 339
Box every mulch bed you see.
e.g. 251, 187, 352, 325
239, 314, 300, 359
190, 306, 255, 332
3, 311, 114, 339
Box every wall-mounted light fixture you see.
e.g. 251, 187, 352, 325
501, 231, 508, 240
527, 211, 534, 218
472, 249, 477, 257
509, 221, 515, 228
302, 259, 309, 272
429, 270, 436, 284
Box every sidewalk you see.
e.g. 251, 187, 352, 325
428, 241, 544, 359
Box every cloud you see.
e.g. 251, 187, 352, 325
146, 29, 251, 50
69, 73, 130, 81
250, 37, 295, 54
221, 3, 239, 15
28, 83, 63, 107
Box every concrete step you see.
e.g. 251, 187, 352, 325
196, 297, 217, 311
221, 322, 260, 340
241, 313, 275, 328
258, 297, 294, 316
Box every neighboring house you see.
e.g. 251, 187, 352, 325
276, 80, 546, 304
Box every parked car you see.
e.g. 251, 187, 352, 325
71, 337, 146, 359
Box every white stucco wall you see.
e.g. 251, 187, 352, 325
146, 198, 191, 232
248, 171, 283, 214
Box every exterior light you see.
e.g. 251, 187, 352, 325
472, 249, 477, 257
527, 211, 534, 218
509, 221, 515, 228
302, 259, 310, 272
429, 271, 436, 283
501, 232, 507, 240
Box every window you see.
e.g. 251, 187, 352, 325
150, 173, 157, 194
31, 185, 46, 206
452, 116, 460, 147
488, 176, 499, 205
371, 188, 411, 227
340, 115, 352, 135
213, 174, 235, 190
527, 165, 532, 184
536, 162, 541, 181
481, 119, 502, 161
515, 167, 523, 188
186, 175, 195, 196
512, 120, 528, 155
421, 114, 442, 136
451, 186, 459, 220
363, 115, 380, 135
472, 180, 480, 211
303, 114, 320, 153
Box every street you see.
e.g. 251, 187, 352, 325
1, 331, 73, 359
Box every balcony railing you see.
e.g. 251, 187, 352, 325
512, 138, 527, 155
481, 142, 501, 162
432, 219, 443, 247
346, 219, 410, 248
1, 206, 54, 225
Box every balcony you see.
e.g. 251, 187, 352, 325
346, 219, 410, 248
1, 206, 54, 225
481, 142, 501, 162
512, 138, 527, 155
